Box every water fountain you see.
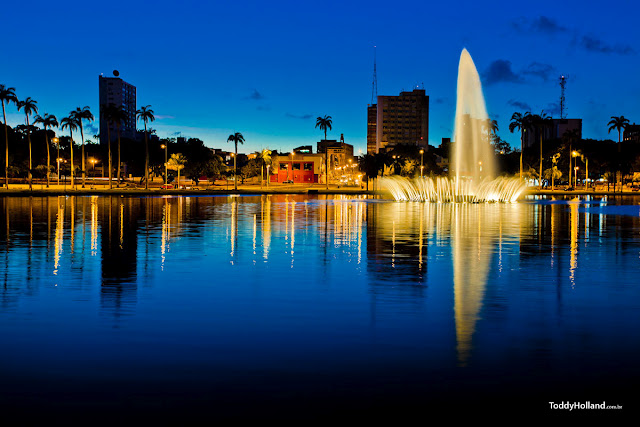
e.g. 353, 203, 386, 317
380, 49, 526, 203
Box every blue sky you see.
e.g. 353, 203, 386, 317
2, 0, 638, 154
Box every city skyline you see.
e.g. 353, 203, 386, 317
2, 0, 639, 155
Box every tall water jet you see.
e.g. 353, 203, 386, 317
452, 49, 495, 181
379, 49, 526, 202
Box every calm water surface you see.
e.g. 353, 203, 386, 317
0, 194, 638, 419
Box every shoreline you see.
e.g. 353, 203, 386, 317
1, 187, 640, 197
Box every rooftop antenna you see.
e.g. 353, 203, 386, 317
559, 75, 568, 119
371, 46, 378, 104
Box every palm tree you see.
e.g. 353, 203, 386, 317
226, 132, 245, 190
509, 112, 532, 181
167, 153, 187, 188
16, 97, 38, 190
608, 116, 630, 192
0, 85, 18, 188
70, 106, 94, 188
60, 114, 79, 187
33, 113, 59, 188
315, 115, 332, 188
136, 105, 155, 189
257, 148, 272, 187
484, 118, 499, 145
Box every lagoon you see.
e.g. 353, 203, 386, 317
0, 194, 638, 420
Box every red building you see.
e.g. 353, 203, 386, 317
271, 154, 324, 184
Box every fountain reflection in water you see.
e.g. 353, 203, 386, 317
381, 49, 526, 202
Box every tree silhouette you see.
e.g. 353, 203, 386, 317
608, 115, 630, 192
167, 153, 187, 188
136, 105, 155, 189
70, 106, 94, 187
315, 115, 332, 188
34, 113, 59, 187
0, 85, 18, 188
509, 112, 532, 180
60, 114, 79, 187
16, 97, 38, 190
227, 132, 245, 190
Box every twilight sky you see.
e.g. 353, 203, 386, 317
2, 0, 638, 155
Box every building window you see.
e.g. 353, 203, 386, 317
280, 163, 289, 170
304, 163, 313, 171
292, 162, 301, 171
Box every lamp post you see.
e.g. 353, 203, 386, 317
419, 149, 424, 178
574, 166, 579, 188
572, 151, 579, 188
53, 137, 59, 185
161, 144, 168, 187
266, 164, 270, 187
230, 153, 234, 189
573, 151, 588, 189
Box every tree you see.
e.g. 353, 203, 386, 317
401, 159, 417, 177
240, 159, 260, 183
70, 106, 94, 188
16, 97, 39, 190
60, 114, 79, 187
0, 85, 18, 188
315, 115, 332, 188
167, 153, 186, 188
544, 165, 562, 190
256, 148, 272, 187
608, 116, 630, 192
491, 136, 511, 155
484, 118, 499, 145
136, 105, 155, 189
358, 153, 378, 191
33, 113, 59, 187
226, 132, 245, 190
509, 112, 532, 181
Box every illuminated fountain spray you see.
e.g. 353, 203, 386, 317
452, 48, 494, 181
381, 49, 526, 203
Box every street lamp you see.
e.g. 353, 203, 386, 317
53, 137, 59, 185
573, 151, 589, 189
161, 144, 168, 187
574, 166, 579, 188
419, 149, 424, 178
569, 150, 579, 187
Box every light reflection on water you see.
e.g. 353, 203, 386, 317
0, 194, 639, 417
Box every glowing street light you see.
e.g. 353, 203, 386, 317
160, 143, 168, 187
53, 137, 60, 185
420, 149, 424, 177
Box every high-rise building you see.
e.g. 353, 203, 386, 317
623, 123, 639, 144
99, 73, 137, 145
367, 88, 429, 154
367, 104, 377, 154
524, 118, 582, 147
